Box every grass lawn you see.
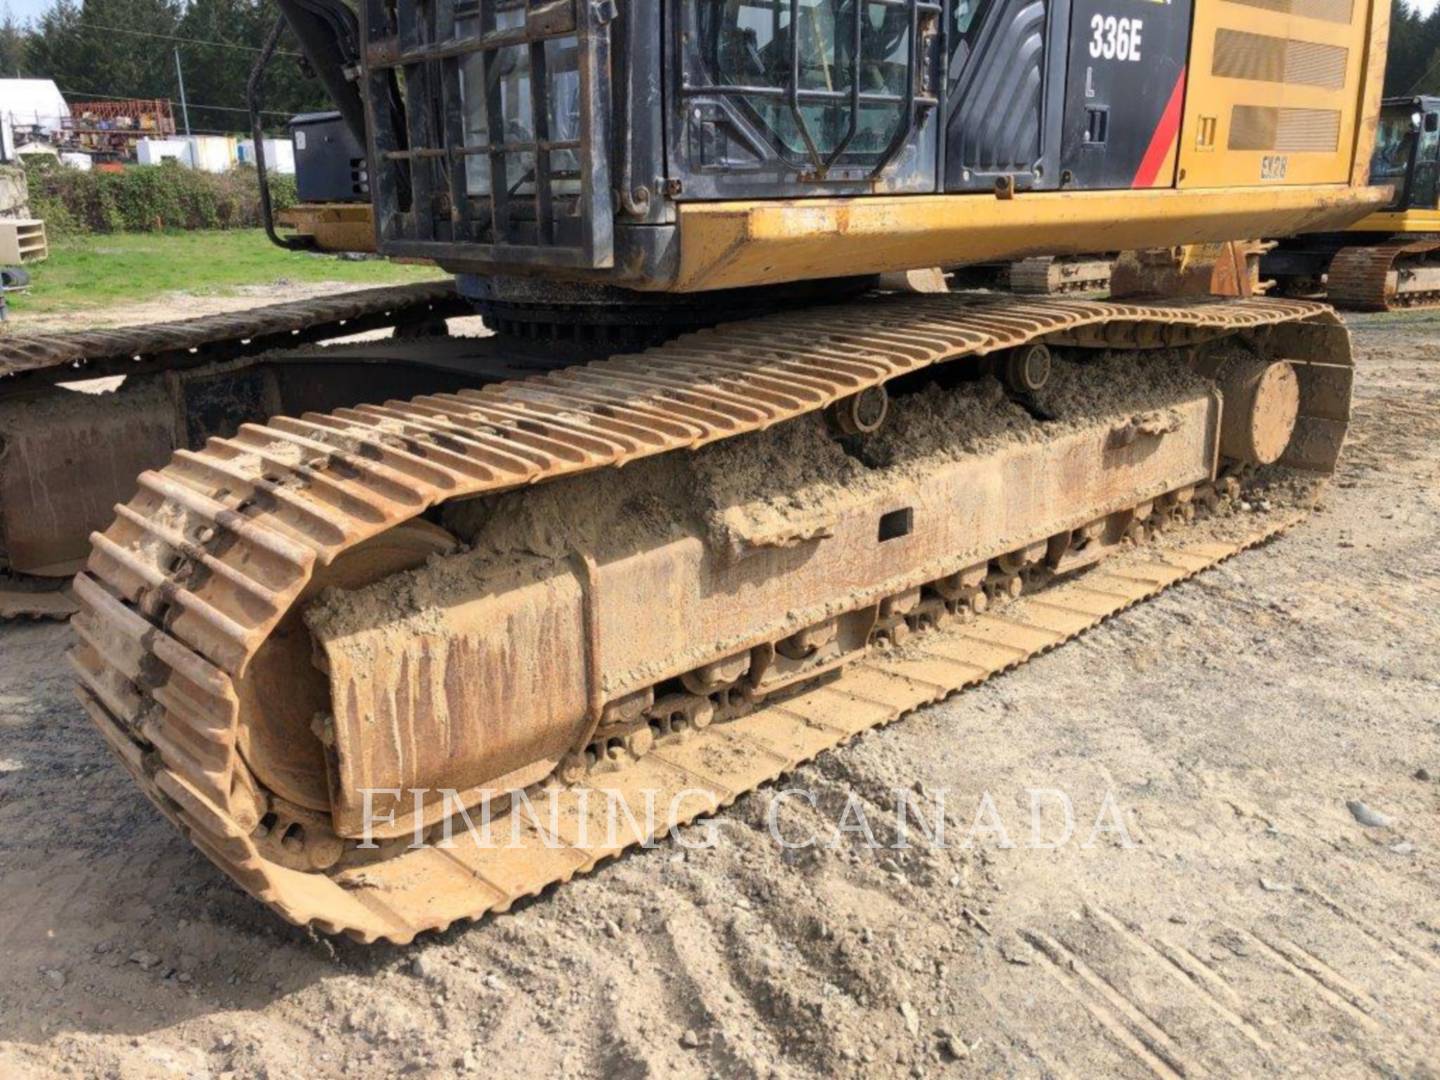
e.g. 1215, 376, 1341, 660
5, 229, 446, 316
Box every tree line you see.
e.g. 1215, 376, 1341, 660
0, 0, 328, 135
1382, 0, 1440, 98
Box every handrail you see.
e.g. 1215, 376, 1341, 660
248, 16, 315, 253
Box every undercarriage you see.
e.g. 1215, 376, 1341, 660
1266, 234, 1440, 311
67, 293, 1353, 941
1327, 237, 1440, 310
0, 283, 540, 617
1006, 256, 1117, 296
0, 277, 892, 618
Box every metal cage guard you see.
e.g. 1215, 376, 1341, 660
361, 0, 616, 269
680, 0, 942, 181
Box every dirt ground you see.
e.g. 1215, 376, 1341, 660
0, 304, 1437, 1078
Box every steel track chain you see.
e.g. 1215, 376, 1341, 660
68, 293, 1336, 941
0, 281, 466, 383
1328, 238, 1440, 311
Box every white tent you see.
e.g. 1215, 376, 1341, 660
0, 79, 70, 132
134, 135, 240, 173
137, 137, 190, 166
0, 79, 70, 163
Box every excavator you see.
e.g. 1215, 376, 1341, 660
1266, 93, 1440, 309
53, 0, 1388, 942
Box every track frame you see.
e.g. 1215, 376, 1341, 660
67, 294, 1351, 941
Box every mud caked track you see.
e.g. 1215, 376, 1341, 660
1328, 237, 1440, 311
0, 282, 467, 383
0, 283, 474, 618
67, 294, 1353, 941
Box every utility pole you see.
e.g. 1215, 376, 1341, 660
173, 47, 191, 137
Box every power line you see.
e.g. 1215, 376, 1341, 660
1407, 52, 1440, 94
57, 19, 303, 58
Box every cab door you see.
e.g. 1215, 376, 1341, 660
669, 0, 946, 199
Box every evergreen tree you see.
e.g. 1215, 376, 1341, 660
1384, 0, 1440, 96
176, 0, 327, 135
0, 5, 28, 78
1410, 4, 1440, 96
18, 0, 329, 134
27, 0, 182, 103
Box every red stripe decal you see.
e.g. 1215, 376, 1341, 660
1132, 67, 1187, 189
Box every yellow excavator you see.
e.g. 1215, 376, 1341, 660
1265, 93, 1440, 309
60, 0, 1388, 941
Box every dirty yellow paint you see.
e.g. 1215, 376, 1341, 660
277, 203, 377, 253
1344, 207, 1440, 233
1351, 0, 1391, 187
674, 185, 1389, 292
1178, 0, 1384, 189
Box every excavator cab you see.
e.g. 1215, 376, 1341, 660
1370, 95, 1440, 212
262, 0, 1389, 295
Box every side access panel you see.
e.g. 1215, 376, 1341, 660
1177, 0, 1379, 188
944, 0, 1070, 192
1059, 0, 1194, 189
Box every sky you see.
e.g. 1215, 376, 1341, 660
5, 0, 50, 22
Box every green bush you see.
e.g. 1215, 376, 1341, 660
269, 172, 298, 213
24, 160, 303, 234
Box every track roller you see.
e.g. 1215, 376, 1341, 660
1003, 342, 1053, 395
826, 384, 890, 436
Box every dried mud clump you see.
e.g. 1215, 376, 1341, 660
1030, 347, 1211, 421
322, 348, 1213, 631
435, 348, 1211, 566
859, 377, 1035, 469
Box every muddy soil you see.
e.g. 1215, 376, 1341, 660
0, 309, 1437, 1078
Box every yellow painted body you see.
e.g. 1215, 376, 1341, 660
673, 184, 1387, 292
1344, 207, 1440, 233
1178, 0, 1385, 189
278, 203, 377, 253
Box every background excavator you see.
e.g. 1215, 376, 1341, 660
1266, 93, 1440, 309
41, 0, 1392, 941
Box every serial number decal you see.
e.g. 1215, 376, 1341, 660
1089, 14, 1144, 61
1260, 154, 1289, 180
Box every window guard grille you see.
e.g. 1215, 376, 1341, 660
361, 0, 616, 269
680, 0, 943, 180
